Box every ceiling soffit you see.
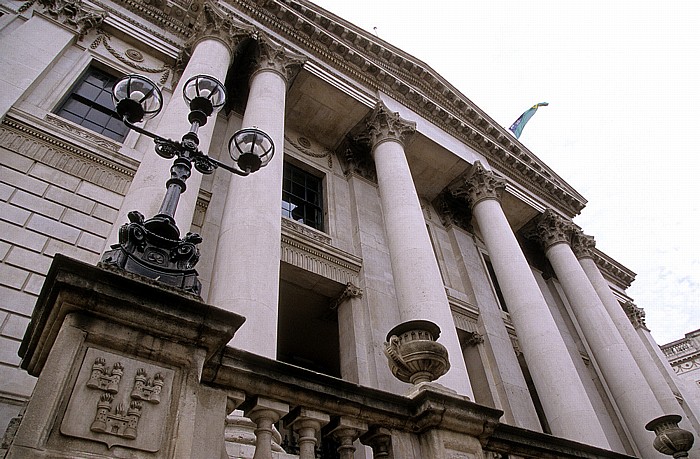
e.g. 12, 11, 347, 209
106, 0, 587, 217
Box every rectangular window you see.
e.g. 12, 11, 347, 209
56, 67, 128, 141
282, 162, 323, 231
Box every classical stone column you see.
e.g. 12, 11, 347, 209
573, 232, 685, 413
0, 0, 104, 120
207, 36, 304, 356
285, 408, 330, 459
106, 4, 252, 247
452, 161, 609, 448
535, 209, 669, 458
367, 101, 473, 397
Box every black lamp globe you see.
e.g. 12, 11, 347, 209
112, 75, 163, 123
183, 75, 226, 126
228, 127, 275, 174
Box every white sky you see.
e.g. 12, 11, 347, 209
311, 0, 699, 345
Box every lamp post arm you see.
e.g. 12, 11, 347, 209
205, 156, 251, 177
123, 117, 169, 144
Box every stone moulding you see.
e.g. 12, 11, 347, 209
0, 115, 135, 195
281, 220, 361, 286
593, 249, 636, 289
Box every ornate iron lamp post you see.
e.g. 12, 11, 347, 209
100, 74, 274, 295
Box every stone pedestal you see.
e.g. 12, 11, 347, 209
5, 254, 245, 459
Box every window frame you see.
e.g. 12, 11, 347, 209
54, 66, 128, 142
281, 160, 325, 232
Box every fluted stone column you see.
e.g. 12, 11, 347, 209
0, 0, 104, 120
367, 102, 473, 397
452, 161, 609, 448
208, 36, 304, 356
535, 210, 667, 458
107, 5, 253, 248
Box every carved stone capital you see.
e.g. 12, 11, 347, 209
38, 0, 105, 40
461, 331, 484, 347
365, 101, 416, 149
330, 282, 364, 310
622, 301, 648, 330
532, 209, 575, 251
252, 33, 306, 85
450, 161, 506, 208
434, 191, 472, 232
571, 229, 596, 260
186, 1, 255, 58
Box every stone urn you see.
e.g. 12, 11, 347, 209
645, 414, 695, 458
384, 320, 450, 384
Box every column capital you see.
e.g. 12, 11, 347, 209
365, 101, 416, 149
187, 1, 255, 59
533, 209, 575, 251
252, 33, 306, 85
450, 161, 506, 207
36, 0, 105, 40
571, 229, 596, 260
622, 301, 649, 330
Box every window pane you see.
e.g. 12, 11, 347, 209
280, 163, 324, 231
56, 67, 126, 141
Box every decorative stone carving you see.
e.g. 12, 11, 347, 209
645, 415, 695, 458
571, 229, 596, 260
384, 320, 450, 385
532, 209, 575, 250
286, 134, 333, 168
280, 225, 362, 287
90, 30, 172, 85
1, 118, 134, 193
189, 1, 255, 57
364, 101, 416, 148
461, 331, 484, 347
341, 140, 377, 182
622, 301, 648, 330
61, 348, 174, 451
450, 161, 506, 207
330, 282, 363, 310
37, 0, 105, 40
253, 33, 306, 85
434, 191, 472, 232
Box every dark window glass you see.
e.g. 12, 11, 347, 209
282, 162, 323, 231
56, 67, 126, 142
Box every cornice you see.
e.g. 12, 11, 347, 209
105, 0, 586, 215
593, 249, 636, 289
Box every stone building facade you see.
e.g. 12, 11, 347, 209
0, 0, 698, 457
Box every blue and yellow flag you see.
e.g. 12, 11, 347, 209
509, 102, 548, 139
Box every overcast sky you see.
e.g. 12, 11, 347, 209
311, 0, 699, 345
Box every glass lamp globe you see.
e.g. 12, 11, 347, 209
183, 75, 226, 117
228, 128, 275, 173
112, 75, 163, 123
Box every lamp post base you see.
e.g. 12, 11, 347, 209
100, 210, 202, 295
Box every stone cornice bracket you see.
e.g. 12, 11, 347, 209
622, 301, 649, 330
251, 32, 306, 86
185, 1, 256, 60
329, 282, 364, 310
531, 209, 575, 251
434, 191, 472, 232
449, 161, 506, 208
365, 101, 416, 149
37, 0, 105, 40
571, 229, 596, 260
